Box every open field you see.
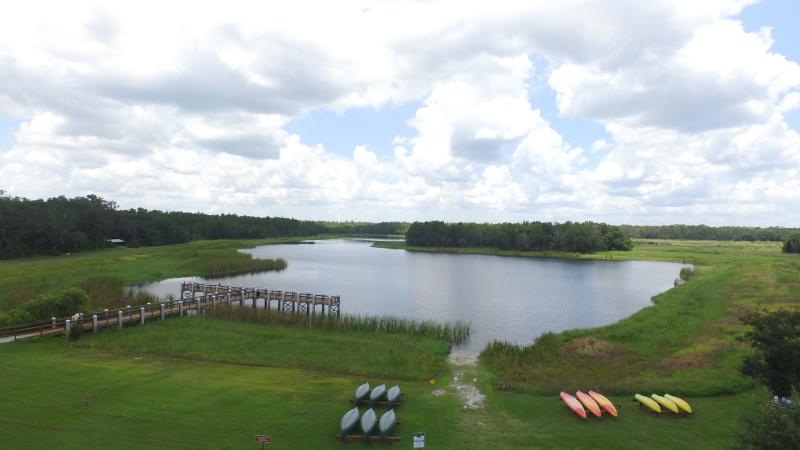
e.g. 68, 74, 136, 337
0, 334, 459, 449
0, 237, 314, 312
0, 317, 767, 449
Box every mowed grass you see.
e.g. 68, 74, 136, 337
0, 237, 312, 311
72, 317, 451, 381
0, 338, 459, 450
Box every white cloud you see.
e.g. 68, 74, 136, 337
0, 0, 799, 224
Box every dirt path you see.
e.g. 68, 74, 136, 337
448, 347, 485, 409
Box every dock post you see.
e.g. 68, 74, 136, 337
240, 288, 245, 306
117, 310, 123, 329
52, 317, 56, 329
253, 288, 258, 309
160, 303, 165, 320
140, 307, 145, 325
226, 290, 231, 305
65, 319, 71, 339
92, 315, 98, 333
178, 301, 184, 316
104, 309, 109, 326
211, 295, 216, 308
196, 296, 201, 314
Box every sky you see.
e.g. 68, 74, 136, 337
1, 1, 799, 225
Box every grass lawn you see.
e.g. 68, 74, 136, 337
0, 321, 459, 449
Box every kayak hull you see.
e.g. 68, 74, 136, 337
379, 409, 396, 438
361, 408, 377, 437
387, 385, 401, 407
355, 382, 370, 403
634, 394, 662, 413
560, 391, 587, 419
652, 394, 680, 414
340, 407, 360, 437
576, 391, 602, 417
664, 394, 693, 414
588, 390, 618, 417
370, 384, 387, 406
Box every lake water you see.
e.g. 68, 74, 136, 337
135, 239, 685, 350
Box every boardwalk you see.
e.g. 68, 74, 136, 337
0, 281, 341, 343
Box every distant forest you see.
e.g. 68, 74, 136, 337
406, 221, 633, 253
0, 194, 405, 259
620, 224, 800, 242
2, 193, 797, 259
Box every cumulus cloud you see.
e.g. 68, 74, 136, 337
0, 0, 799, 224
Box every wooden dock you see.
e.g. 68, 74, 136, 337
180, 282, 341, 316
0, 282, 341, 342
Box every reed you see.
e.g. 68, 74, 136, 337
205, 304, 471, 344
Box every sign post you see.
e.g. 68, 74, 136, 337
413, 432, 425, 448
255, 434, 271, 449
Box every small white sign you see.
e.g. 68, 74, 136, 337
413, 432, 425, 448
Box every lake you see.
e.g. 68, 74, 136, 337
135, 239, 686, 350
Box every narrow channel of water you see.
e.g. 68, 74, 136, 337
135, 239, 686, 350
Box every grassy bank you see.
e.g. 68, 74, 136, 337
0, 336, 458, 449
72, 317, 452, 381
379, 240, 800, 396
0, 237, 311, 311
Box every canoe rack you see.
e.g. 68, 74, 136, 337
336, 435, 401, 443
353, 393, 405, 406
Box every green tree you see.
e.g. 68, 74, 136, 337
784, 233, 800, 254
741, 310, 800, 398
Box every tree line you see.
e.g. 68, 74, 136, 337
0, 194, 325, 258
620, 224, 800, 242
406, 221, 633, 253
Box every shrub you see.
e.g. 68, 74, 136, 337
741, 310, 800, 397
733, 393, 800, 450
14, 287, 90, 323
784, 233, 800, 253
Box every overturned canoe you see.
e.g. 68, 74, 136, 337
379, 409, 396, 438
355, 382, 370, 403
651, 394, 680, 414
576, 391, 602, 418
588, 390, 618, 417
664, 394, 693, 414
387, 385, 401, 407
634, 394, 661, 413
340, 407, 360, 438
560, 391, 587, 419
370, 384, 386, 406
361, 408, 377, 438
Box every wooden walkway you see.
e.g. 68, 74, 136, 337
0, 281, 341, 343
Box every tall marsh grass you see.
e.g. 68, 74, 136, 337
205, 304, 471, 344
187, 252, 287, 277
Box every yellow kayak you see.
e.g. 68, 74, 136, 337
634, 394, 661, 413
651, 394, 680, 413
664, 394, 693, 414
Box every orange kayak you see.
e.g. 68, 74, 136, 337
560, 391, 587, 419
588, 390, 618, 417
576, 391, 602, 417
